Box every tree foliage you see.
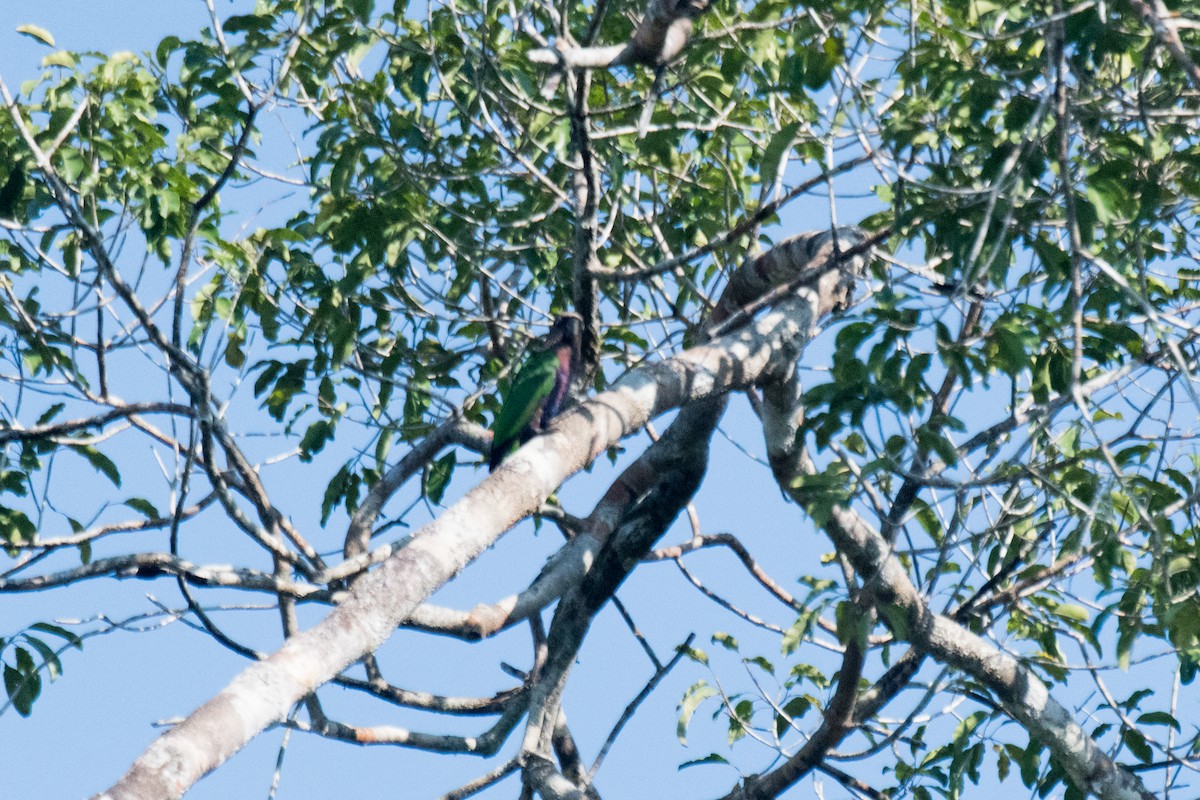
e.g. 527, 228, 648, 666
2, 0, 1200, 797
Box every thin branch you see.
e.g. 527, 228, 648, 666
590, 155, 872, 281
438, 758, 521, 800
0, 552, 328, 599
0, 402, 193, 443
587, 633, 695, 781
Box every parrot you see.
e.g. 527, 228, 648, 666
488, 313, 583, 471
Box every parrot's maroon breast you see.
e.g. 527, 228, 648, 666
540, 346, 573, 427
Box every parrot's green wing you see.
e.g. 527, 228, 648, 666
489, 349, 559, 469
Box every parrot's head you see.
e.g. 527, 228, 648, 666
543, 312, 583, 351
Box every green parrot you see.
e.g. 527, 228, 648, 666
488, 313, 583, 471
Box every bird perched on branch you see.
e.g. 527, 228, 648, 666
488, 313, 583, 471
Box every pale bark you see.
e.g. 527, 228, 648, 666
527, 0, 710, 73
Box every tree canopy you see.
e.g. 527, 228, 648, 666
2, 0, 1200, 798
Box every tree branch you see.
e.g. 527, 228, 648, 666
0, 402, 192, 443
795, 471, 1156, 800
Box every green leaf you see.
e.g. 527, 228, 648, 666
222, 14, 271, 34
124, 498, 161, 519
1136, 711, 1180, 731
781, 613, 812, 656
16, 24, 55, 47
1052, 603, 1089, 623
22, 636, 62, 681
788, 662, 831, 689
775, 695, 811, 735
0, 471, 25, 496
424, 451, 455, 505
711, 632, 738, 651
70, 445, 121, 487
678, 753, 729, 770
1121, 728, 1152, 763
35, 403, 65, 426
728, 698, 753, 744
224, 332, 246, 369
0, 163, 27, 219
953, 710, 987, 740
916, 427, 958, 467
4, 648, 40, 716
4, 664, 24, 715
759, 121, 801, 185
299, 420, 334, 462
677, 681, 718, 744
1116, 627, 1134, 671
330, 144, 363, 196
834, 600, 867, 646
989, 317, 1035, 376
102, 51, 139, 82
0, 506, 36, 546
878, 602, 911, 639
155, 35, 182, 67
803, 35, 843, 89
745, 656, 774, 674
29, 623, 82, 649
41, 51, 75, 69
321, 463, 357, 525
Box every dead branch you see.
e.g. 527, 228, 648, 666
527, 0, 711, 75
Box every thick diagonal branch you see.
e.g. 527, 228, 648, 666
820, 499, 1154, 800
459, 229, 866, 639
762, 401, 1154, 800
